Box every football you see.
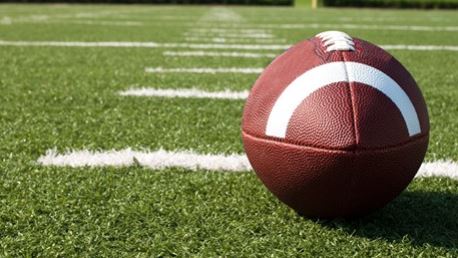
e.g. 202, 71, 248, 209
242, 31, 430, 218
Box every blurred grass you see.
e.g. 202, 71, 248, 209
322, 0, 458, 8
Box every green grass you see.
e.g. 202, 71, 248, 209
294, 0, 312, 7
322, 0, 458, 9
0, 4, 457, 256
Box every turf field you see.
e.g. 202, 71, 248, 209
0, 4, 457, 256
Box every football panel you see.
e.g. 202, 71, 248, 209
343, 38, 429, 135
286, 82, 356, 149
345, 134, 429, 215
242, 39, 343, 138
351, 82, 411, 148
243, 130, 353, 218
242, 131, 429, 218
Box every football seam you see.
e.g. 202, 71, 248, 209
241, 129, 428, 153
245, 37, 428, 151
341, 51, 360, 147
340, 50, 358, 216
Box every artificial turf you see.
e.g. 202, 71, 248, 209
0, 4, 457, 256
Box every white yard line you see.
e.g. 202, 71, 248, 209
184, 37, 286, 44
224, 23, 458, 32
163, 50, 276, 58
0, 16, 144, 27
417, 160, 458, 179
199, 8, 243, 23
0, 40, 290, 50
38, 149, 251, 172
145, 67, 263, 74
184, 32, 275, 39
0, 40, 161, 48
0, 17, 12, 25
64, 20, 144, 26
1, 40, 458, 52
119, 87, 249, 100
381, 44, 458, 51
189, 28, 271, 34
37, 148, 458, 179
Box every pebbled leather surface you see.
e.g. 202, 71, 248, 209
286, 82, 355, 149
242, 39, 344, 144
242, 131, 429, 218
343, 38, 429, 135
241, 35, 430, 218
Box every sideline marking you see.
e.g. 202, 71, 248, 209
119, 87, 249, 100
0, 40, 289, 50
184, 32, 275, 38
229, 23, 458, 32
163, 50, 276, 58
38, 148, 458, 179
382, 44, 458, 51
145, 67, 263, 74
38, 149, 251, 172
1, 40, 458, 51
184, 36, 286, 43
189, 28, 271, 33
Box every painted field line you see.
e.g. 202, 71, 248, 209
199, 7, 243, 23
417, 160, 458, 179
0, 40, 161, 47
37, 148, 458, 179
190, 28, 271, 33
0, 17, 12, 25
66, 20, 144, 26
0, 16, 143, 27
184, 37, 286, 44
38, 149, 251, 172
163, 50, 276, 58
119, 87, 249, 100
184, 32, 274, 39
230, 23, 458, 32
381, 45, 458, 51
0, 40, 290, 50
145, 67, 263, 74
1, 40, 457, 52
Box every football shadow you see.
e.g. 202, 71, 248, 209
316, 190, 458, 249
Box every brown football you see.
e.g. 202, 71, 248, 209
241, 31, 429, 218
